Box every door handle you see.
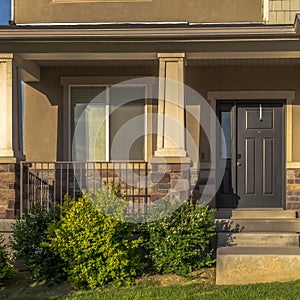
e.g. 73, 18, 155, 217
237, 162, 242, 167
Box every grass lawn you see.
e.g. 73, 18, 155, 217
1, 269, 300, 300
59, 281, 300, 300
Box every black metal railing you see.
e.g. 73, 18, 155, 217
20, 161, 149, 216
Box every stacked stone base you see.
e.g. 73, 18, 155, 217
0, 163, 19, 219
150, 158, 191, 202
0, 162, 300, 220
287, 168, 300, 213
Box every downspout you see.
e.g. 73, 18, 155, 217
9, 0, 15, 25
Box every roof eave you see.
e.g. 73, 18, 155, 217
0, 17, 299, 41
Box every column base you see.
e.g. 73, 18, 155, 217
0, 148, 25, 163
150, 156, 191, 203
154, 148, 187, 158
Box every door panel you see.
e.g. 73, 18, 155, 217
245, 138, 255, 195
236, 103, 283, 208
263, 138, 273, 194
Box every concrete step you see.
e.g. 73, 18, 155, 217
231, 209, 296, 219
215, 219, 300, 233
216, 247, 300, 285
215, 209, 233, 219
217, 232, 300, 248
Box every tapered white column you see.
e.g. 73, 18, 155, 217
155, 53, 187, 157
0, 54, 24, 162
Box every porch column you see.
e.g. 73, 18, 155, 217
0, 54, 24, 161
0, 54, 24, 219
155, 53, 187, 157
151, 53, 191, 203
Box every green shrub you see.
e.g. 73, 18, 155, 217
47, 189, 143, 290
12, 206, 66, 285
143, 201, 216, 275
0, 234, 15, 284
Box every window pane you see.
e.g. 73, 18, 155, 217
110, 86, 145, 160
71, 86, 106, 161
86, 105, 106, 161
221, 111, 231, 159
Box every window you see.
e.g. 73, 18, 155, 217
220, 110, 231, 159
71, 85, 146, 161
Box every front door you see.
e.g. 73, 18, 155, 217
217, 101, 284, 208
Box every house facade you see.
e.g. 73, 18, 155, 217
1, 0, 300, 284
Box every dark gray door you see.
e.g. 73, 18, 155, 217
236, 103, 283, 208
217, 101, 284, 208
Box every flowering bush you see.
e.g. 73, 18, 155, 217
144, 201, 216, 275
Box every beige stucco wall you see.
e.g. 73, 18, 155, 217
24, 64, 300, 163
24, 84, 58, 162
24, 65, 157, 162
186, 65, 300, 164
15, 0, 262, 24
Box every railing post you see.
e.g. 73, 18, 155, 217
145, 162, 148, 207
20, 161, 23, 217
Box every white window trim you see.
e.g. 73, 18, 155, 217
62, 77, 148, 162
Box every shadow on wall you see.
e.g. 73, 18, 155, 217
25, 65, 158, 161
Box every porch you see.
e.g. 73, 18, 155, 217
1, 20, 300, 217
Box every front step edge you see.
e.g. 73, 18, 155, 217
216, 247, 300, 285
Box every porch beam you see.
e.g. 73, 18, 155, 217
14, 55, 40, 82
187, 51, 300, 60
18, 52, 157, 61
16, 50, 300, 65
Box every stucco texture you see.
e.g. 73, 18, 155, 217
15, 0, 262, 24
24, 65, 300, 163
